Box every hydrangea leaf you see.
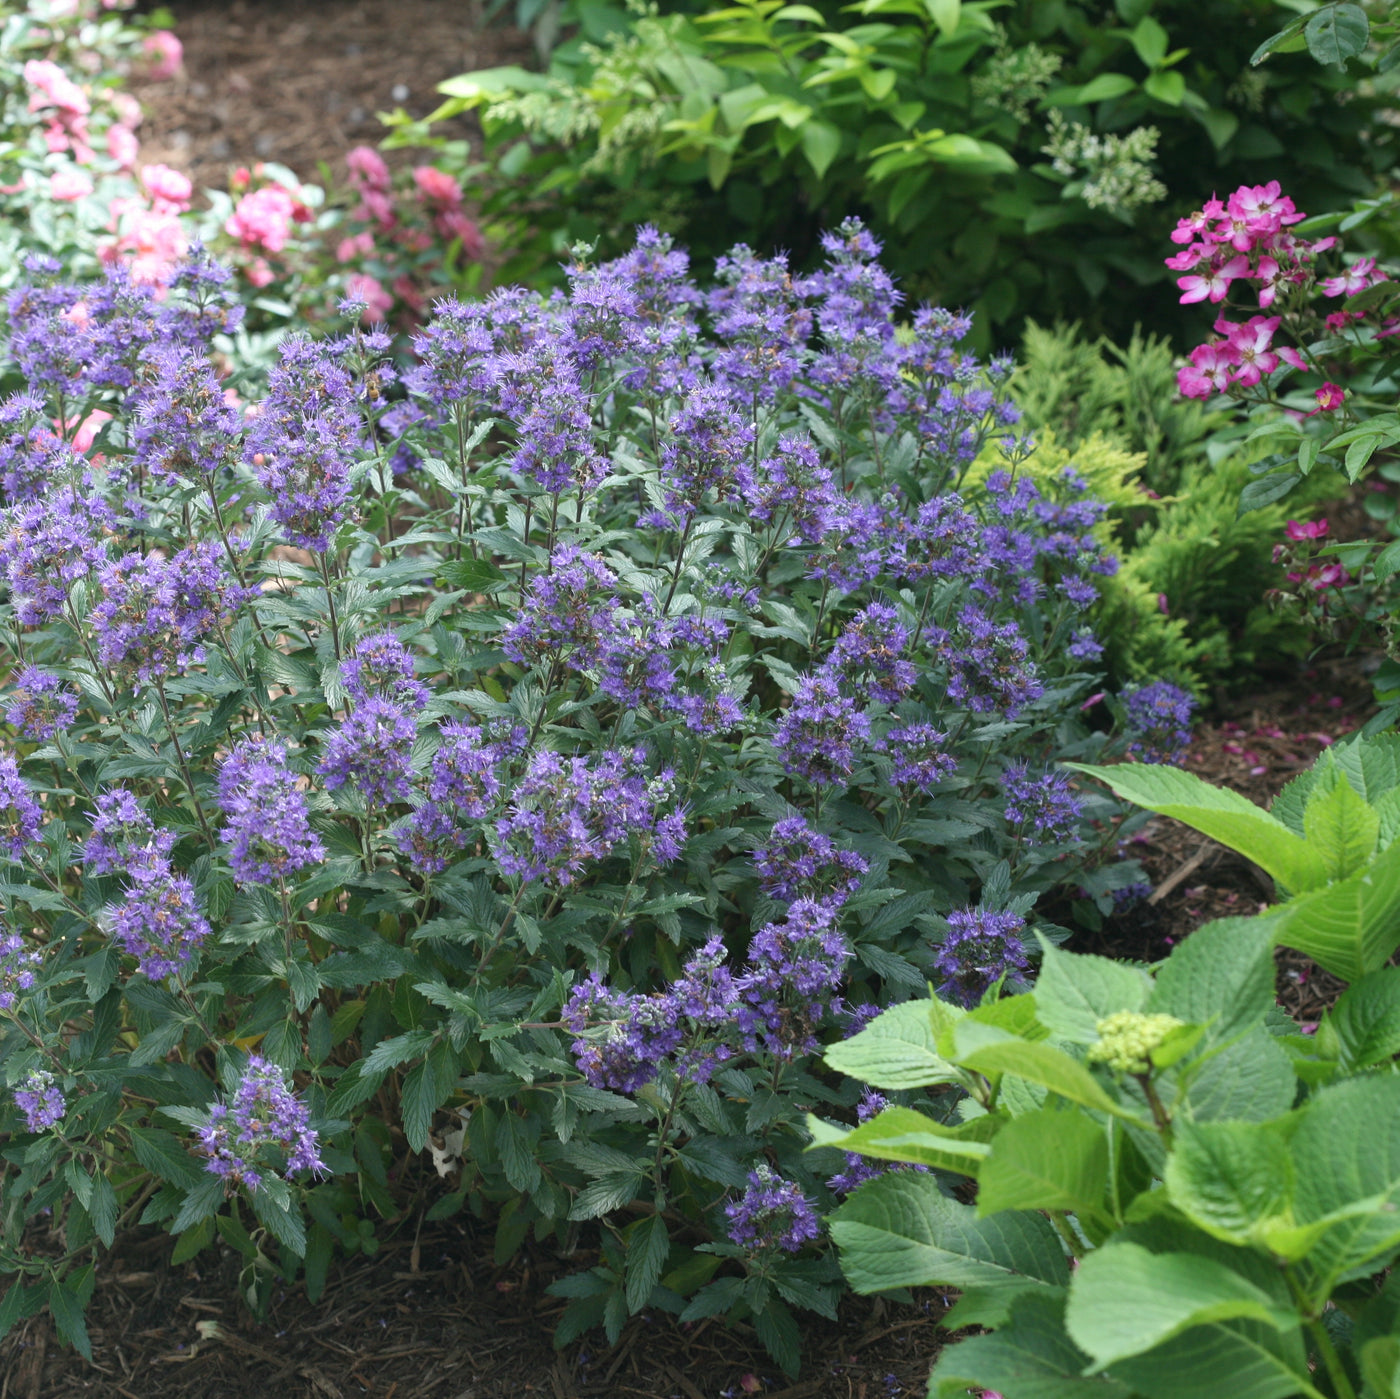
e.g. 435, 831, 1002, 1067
828, 1170, 1069, 1293
1066, 762, 1331, 893
821, 997, 963, 1089
1033, 939, 1153, 1045
976, 1106, 1109, 1218
1302, 772, 1379, 881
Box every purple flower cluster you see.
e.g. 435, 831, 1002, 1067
933, 606, 1043, 718
340, 632, 430, 709
0, 488, 112, 626
823, 603, 916, 705
495, 747, 684, 886
739, 897, 852, 1056
724, 1167, 820, 1254
319, 697, 418, 807
108, 845, 211, 982
754, 816, 867, 905
772, 673, 871, 787
133, 344, 241, 484
216, 737, 325, 886
13, 1069, 64, 1134
0, 931, 41, 1010
825, 1089, 931, 1196
5, 667, 77, 741
875, 724, 957, 793
1122, 681, 1197, 765
83, 787, 173, 874
1002, 763, 1084, 841
0, 752, 44, 862
933, 908, 1030, 1008
91, 541, 248, 686
194, 1054, 326, 1191
502, 546, 620, 673
244, 337, 365, 551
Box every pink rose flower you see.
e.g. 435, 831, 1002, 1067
412, 165, 462, 209
346, 145, 390, 193
225, 185, 297, 254
49, 168, 93, 202
244, 257, 276, 288
141, 31, 184, 81
106, 123, 139, 171
433, 207, 484, 260
336, 231, 375, 263
1285, 519, 1329, 541
142, 163, 192, 213
1308, 382, 1346, 415
24, 60, 89, 116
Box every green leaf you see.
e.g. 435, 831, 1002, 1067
1033, 941, 1152, 1045
1303, 772, 1379, 880
88, 1170, 118, 1248
1291, 1075, 1400, 1288
800, 119, 842, 179
1271, 836, 1400, 982
171, 1174, 225, 1234
977, 1108, 1108, 1218
930, 1291, 1135, 1399
1143, 70, 1185, 104
624, 1214, 669, 1312
1065, 1242, 1298, 1371
251, 1190, 307, 1258
1149, 917, 1277, 1046
1181, 1025, 1297, 1124
1238, 469, 1303, 515
1305, 3, 1369, 65
823, 998, 963, 1089
1129, 16, 1168, 68
828, 1172, 1070, 1294
1164, 1120, 1295, 1247
924, 0, 960, 36
1362, 1336, 1400, 1399
1250, 14, 1308, 65
1066, 763, 1330, 893
48, 1278, 92, 1361
809, 1105, 995, 1174
1329, 967, 1400, 1068
1050, 73, 1138, 105
949, 1020, 1137, 1121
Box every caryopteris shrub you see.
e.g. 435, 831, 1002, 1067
0, 220, 1160, 1368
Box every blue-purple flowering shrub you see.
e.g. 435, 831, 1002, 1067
0, 218, 1165, 1369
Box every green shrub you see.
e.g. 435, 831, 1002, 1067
392, 0, 1400, 343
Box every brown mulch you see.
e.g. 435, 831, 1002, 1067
128, 0, 532, 189
3, 1216, 949, 1399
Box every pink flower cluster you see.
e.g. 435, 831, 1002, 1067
25, 58, 94, 164
334, 145, 484, 322
1274, 518, 1348, 593
1169, 181, 1389, 401
221, 170, 314, 286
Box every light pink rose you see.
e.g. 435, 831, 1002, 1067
107, 123, 139, 171
244, 257, 275, 288
141, 163, 192, 213
63, 409, 113, 455
24, 60, 89, 116
336, 231, 374, 263
49, 168, 93, 202
103, 207, 187, 285
141, 31, 184, 81
225, 185, 297, 253
109, 92, 143, 130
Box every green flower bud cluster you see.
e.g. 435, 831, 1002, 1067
1086, 1010, 1184, 1075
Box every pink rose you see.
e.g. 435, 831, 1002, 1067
141, 31, 184, 81
107, 123, 139, 171
64, 409, 112, 455
141, 163, 192, 213
24, 60, 89, 116
103, 207, 187, 285
1285, 519, 1328, 542
336, 231, 374, 263
109, 92, 143, 130
433, 207, 484, 260
225, 185, 297, 253
355, 188, 397, 231
49, 168, 93, 202
244, 258, 276, 288
412, 165, 462, 209
346, 145, 390, 193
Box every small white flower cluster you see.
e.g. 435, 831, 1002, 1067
1042, 110, 1167, 214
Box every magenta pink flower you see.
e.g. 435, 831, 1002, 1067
1177, 340, 1238, 398
1170, 198, 1224, 244
1215, 314, 1280, 387
1277, 345, 1309, 372
1177, 254, 1249, 305
225, 186, 298, 254
1308, 382, 1346, 415
1321, 257, 1385, 299
1165, 243, 1209, 272
1285, 519, 1329, 542
141, 163, 192, 214
106, 122, 139, 171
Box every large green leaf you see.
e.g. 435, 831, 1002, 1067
806, 1105, 995, 1175
1034, 941, 1152, 1045
1178, 1025, 1297, 1124
822, 998, 962, 1089
977, 1107, 1108, 1218
828, 1171, 1069, 1294
1067, 763, 1330, 893
929, 1291, 1135, 1399
1303, 773, 1379, 880
1272, 735, 1400, 835
1327, 967, 1400, 1069
1065, 1242, 1298, 1370
1163, 1119, 1295, 1248
1290, 1075, 1400, 1292
1270, 835, 1400, 982
1305, 3, 1369, 66
1148, 917, 1277, 1046
948, 1020, 1137, 1121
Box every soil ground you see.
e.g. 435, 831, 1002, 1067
5, 4, 1388, 1395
